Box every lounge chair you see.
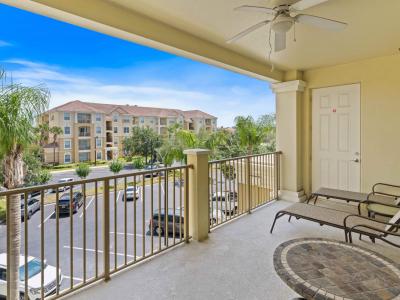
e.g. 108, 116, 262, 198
308, 183, 400, 217
269, 203, 400, 248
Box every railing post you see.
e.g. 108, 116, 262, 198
275, 152, 281, 200
103, 179, 110, 281
184, 149, 211, 241
247, 156, 252, 213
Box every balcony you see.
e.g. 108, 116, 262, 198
78, 127, 91, 137
68, 199, 400, 300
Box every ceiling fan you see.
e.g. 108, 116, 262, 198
227, 0, 347, 52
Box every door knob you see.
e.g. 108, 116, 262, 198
352, 158, 360, 163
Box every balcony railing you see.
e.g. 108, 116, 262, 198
1, 165, 190, 299
1, 152, 280, 299
208, 152, 280, 229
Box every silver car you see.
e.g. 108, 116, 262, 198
20, 197, 40, 220
122, 186, 141, 201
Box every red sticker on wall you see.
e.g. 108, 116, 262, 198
333, 108, 336, 112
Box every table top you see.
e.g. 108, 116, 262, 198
274, 238, 400, 300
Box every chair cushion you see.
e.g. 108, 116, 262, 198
385, 209, 400, 231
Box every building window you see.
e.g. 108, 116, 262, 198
96, 127, 102, 134
64, 153, 71, 163
51, 114, 54, 121
79, 152, 90, 162
114, 127, 118, 134
140, 117, 144, 123
96, 151, 102, 160
64, 139, 71, 149
77, 113, 91, 123
96, 138, 102, 148
78, 139, 91, 150
113, 114, 118, 122
123, 127, 129, 134
64, 112, 70, 121
64, 126, 71, 135
114, 137, 119, 146
79, 127, 90, 137
95, 113, 102, 122
123, 117, 130, 123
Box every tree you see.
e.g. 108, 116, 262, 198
0, 70, 49, 300
234, 116, 270, 155
23, 147, 52, 186
50, 126, 63, 165
75, 163, 91, 179
109, 160, 124, 174
123, 127, 162, 165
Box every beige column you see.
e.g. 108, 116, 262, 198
271, 80, 307, 202
183, 149, 211, 241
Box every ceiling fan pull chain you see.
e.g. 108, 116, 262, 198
293, 22, 297, 42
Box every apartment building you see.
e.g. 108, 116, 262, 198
40, 100, 217, 164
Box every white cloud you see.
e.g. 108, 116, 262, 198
3, 59, 275, 126
0, 40, 11, 47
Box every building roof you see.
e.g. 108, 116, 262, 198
48, 100, 216, 119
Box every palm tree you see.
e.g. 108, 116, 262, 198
234, 116, 270, 155
50, 126, 63, 165
0, 71, 49, 300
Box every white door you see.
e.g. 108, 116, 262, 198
312, 84, 360, 192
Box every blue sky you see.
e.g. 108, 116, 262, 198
0, 4, 275, 127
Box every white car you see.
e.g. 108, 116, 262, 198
211, 191, 238, 215
52, 178, 74, 192
122, 186, 141, 201
210, 209, 225, 225
0, 253, 62, 300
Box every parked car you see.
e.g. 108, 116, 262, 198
149, 208, 225, 235
20, 197, 40, 221
211, 191, 238, 215
149, 208, 184, 237
122, 186, 141, 201
55, 192, 83, 215
20, 190, 41, 200
174, 178, 184, 187
52, 178, 74, 193
0, 253, 62, 300
144, 165, 160, 177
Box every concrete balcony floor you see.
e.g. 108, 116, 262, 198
70, 200, 400, 300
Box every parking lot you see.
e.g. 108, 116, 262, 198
0, 179, 187, 292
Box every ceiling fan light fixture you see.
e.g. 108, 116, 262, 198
272, 17, 294, 33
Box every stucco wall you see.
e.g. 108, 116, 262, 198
302, 54, 400, 193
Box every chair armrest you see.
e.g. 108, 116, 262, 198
349, 224, 400, 237
344, 214, 400, 229
372, 183, 400, 199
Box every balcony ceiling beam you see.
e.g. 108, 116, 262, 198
4, 0, 284, 82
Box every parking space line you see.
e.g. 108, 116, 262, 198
117, 191, 123, 202
64, 275, 83, 282
64, 245, 137, 259
110, 231, 144, 238
38, 211, 54, 228
79, 196, 95, 218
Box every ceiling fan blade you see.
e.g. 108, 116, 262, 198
226, 20, 270, 43
234, 5, 276, 16
291, 0, 329, 11
274, 32, 286, 52
295, 14, 347, 31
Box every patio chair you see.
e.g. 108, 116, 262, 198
269, 203, 400, 248
308, 183, 400, 217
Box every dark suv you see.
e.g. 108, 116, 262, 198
149, 209, 184, 237
56, 192, 83, 214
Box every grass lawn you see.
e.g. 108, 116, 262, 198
0, 198, 5, 222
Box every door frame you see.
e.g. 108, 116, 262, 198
311, 83, 362, 192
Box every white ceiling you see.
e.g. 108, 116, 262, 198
109, 0, 400, 71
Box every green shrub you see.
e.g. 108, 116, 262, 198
75, 163, 91, 179
132, 157, 145, 169
109, 160, 124, 174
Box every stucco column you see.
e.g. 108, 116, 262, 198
271, 80, 307, 202
183, 149, 211, 241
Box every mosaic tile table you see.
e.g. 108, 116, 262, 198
274, 238, 400, 300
